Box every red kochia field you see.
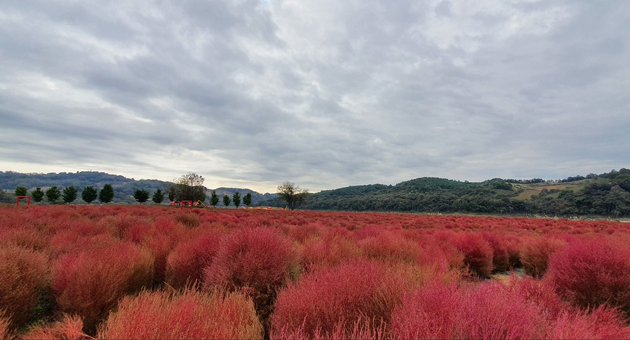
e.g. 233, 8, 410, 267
2, 205, 630, 339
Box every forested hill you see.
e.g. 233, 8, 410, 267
259, 169, 630, 217
0, 171, 275, 204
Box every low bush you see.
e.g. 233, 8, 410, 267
546, 237, 630, 310
357, 231, 420, 264
520, 237, 566, 277
547, 306, 630, 339
391, 280, 548, 339
97, 288, 262, 339
0, 310, 11, 340
0, 245, 49, 331
450, 232, 494, 277
166, 231, 222, 289
272, 317, 386, 340
52, 242, 154, 333
271, 260, 410, 338
391, 282, 462, 339
203, 227, 295, 318
300, 231, 362, 268
22, 314, 89, 340
481, 232, 510, 271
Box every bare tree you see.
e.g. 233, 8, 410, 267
277, 182, 308, 210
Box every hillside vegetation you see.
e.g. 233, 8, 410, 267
0, 171, 276, 205
260, 169, 630, 217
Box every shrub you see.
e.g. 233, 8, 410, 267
391, 282, 462, 339
98, 288, 262, 339
0, 245, 49, 331
481, 232, 510, 272
52, 242, 154, 332
0, 310, 11, 340
520, 237, 566, 277
458, 281, 547, 339
271, 260, 410, 338
0, 227, 49, 252
272, 317, 387, 340
166, 231, 222, 289
203, 227, 295, 318
546, 237, 630, 309
123, 219, 189, 285
22, 314, 89, 340
357, 231, 420, 264
175, 212, 200, 228
450, 233, 494, 277
547, 306, 630, 339
301, 232, 362, 268
391, 280, 548, 339
417, 237, 464, 271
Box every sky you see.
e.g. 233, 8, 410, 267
1, 0, 629, 193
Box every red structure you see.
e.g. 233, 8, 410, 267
16, 196, 31, 207
180, 200, 193, 212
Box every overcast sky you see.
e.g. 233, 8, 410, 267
1, 0, 629, 193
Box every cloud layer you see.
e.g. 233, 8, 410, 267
1, 0, 629, 192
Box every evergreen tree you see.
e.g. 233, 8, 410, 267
15, 186, 28, 196
45, 186, 61, 203
62, 186, 78, 204
31, 188, 45, 203
233, 192, 241, 208
223, 194, 231, 207
99, 184, 114, 203
152, 189, 164, 204
82, 186, 98, 204
210, 190, 219, 207
243, 193, 252, 207
134, 189, 150, 203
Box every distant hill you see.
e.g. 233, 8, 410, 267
258, 169, 630, 217
0, 171, 276, 204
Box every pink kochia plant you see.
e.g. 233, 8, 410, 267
51, 242, 154, 332
271, 259, 410, 338
546, 237, 630, 310
98, 288, 262, 339
450, 232, 494, 277
166, 231, 222, 289
0, 245, 49, 331
21, 314, 90, 340
391, 278, 630, 339
203, 227, 295, 318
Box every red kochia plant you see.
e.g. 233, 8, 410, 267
546, 237, 630, 309
357, 231, 420, 264
271, 260, 410, 338
203, 227, 295, 318
450, 232, 494, 277
123, 218, 189, 284
520, 236, 566, 277
390, 282, 462, 339
98, 288, 262, 339
272, 317, 387, 340
300, 229, 362, 268
481, 232, 510, 272
22, 314, 90, 340
391, 280, 548, 339
166, 231, 222, 289
0, 245, 49, 331
0, 310, 11, 340
547, 306, 630, 339
51, 242, 154, 332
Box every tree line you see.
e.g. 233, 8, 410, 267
13, 184, 116, 204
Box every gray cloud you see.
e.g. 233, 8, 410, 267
1, 0, 629, 192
